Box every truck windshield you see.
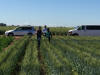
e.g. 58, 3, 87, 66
78, 26, 82, 30
74, 26, 85, 30
74, 26, 83, 30
74, 26, 80, 30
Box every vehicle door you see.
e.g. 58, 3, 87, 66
22, 27, 33, 35
21, 27, 28, 35
14, 27, 24, 35
77, 26, 86, 36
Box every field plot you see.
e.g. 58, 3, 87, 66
0, 36, 100, 75
0, 36, 14, 51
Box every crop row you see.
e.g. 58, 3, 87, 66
61, 36, 100, 58
40, 38, 78, 75
52, 37, 100, 75
0, 36, 100, 75
0, 36, 29, 75
0, 36, 14, 51
19, 38, 40, 75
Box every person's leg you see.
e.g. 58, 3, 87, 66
38, 38, 41, 47
44, 33, 46, 37
37, 37, 40, 48
48, 37, 50, 42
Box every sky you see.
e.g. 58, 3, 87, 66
0, 0, 100, 27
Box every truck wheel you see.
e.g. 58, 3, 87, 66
72, 34, 79, 36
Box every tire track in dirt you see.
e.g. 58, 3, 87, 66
37, 46, 46, 75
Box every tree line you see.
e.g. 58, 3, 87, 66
0, 23, 6, 26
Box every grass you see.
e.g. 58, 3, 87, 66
0, 36, 14, 51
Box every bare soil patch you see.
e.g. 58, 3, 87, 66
4, 36, 23, 50
37, 47, 46, 75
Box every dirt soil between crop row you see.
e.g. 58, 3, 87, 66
4, 36, 23, 50
37, 47, 46, 75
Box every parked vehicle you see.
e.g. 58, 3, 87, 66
5, 26, 36, 36
68, 25, 100, 36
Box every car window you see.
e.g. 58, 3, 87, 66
16, 27, 33, 30
86, 26, 100, 30
15, 27, 23, 30
23, 27, 32, 30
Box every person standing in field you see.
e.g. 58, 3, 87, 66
42, 25, 47, 36
46, 28, 52, 42
37, 26, 42, 48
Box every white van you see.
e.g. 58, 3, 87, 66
68, 25, 100, 36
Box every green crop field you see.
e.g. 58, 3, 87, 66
49, 27, 73, 35
0, 36, 14, 51
0, 36, 100, 75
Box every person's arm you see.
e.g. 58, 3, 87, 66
41, 30, 43, 35
35, 30, 38, 35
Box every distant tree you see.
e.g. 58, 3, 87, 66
17, 25, 20, 26
12, 25, 15, 26
0, 23, 6, 26
28, 25, 31, 26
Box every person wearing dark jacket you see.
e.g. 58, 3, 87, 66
37, 26, 42, 47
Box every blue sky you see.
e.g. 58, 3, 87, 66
0, 0, 100, 27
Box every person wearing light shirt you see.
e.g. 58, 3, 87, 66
42, 25, 47, 36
